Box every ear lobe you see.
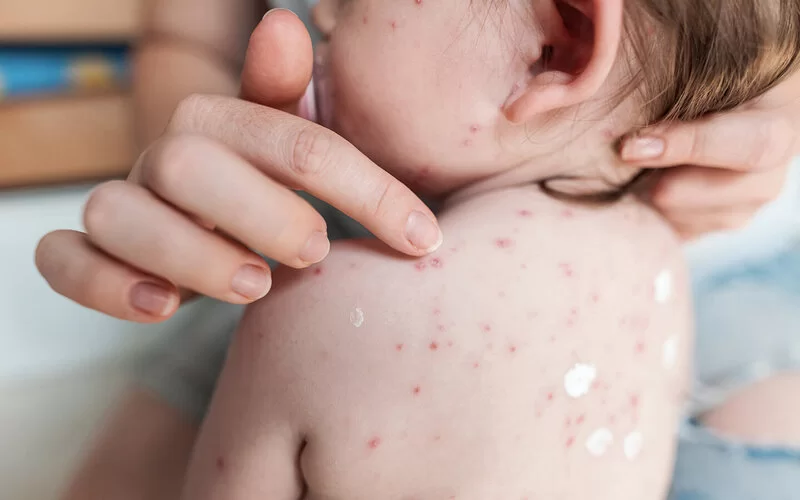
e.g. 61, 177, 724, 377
503, 0, 623, 124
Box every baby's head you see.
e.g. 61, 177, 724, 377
311, 0, 800, 198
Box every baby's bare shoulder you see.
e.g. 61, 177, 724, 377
224, 187, 689, 498
237, 186, 687, 410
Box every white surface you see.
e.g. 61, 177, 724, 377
0, 184, 201, 379
0, 184, 204, 499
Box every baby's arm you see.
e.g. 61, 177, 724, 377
182, 188, 691, 500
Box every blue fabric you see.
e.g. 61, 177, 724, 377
0, 45, 129, 100
670, 420, 800, 500
672, 238, 800, 500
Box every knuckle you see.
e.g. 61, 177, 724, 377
290, 125, 334, 177
684, 126, 706, 164
168, 94, 215, 133
747, 118, 792, 170
143, 136, 204, 196
83, 181, 128, 235
364, 178, 397, 219
649, 177, 678, 210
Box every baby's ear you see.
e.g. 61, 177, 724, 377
504, 0, 623, 123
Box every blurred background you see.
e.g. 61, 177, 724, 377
0, 1, 202, 498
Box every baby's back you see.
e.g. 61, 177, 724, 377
181, 187, 691, 500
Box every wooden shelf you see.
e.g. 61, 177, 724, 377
0, 0, 142, 42
0, 94, 136, 187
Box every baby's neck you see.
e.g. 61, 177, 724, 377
442, 136, 634, 209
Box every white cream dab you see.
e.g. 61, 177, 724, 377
350, 307, 365, 328
586, 428, 614, 457
654, 269, 673, 304
623, 431, 643, 460
662, 335, 678, 369
564, 363, 598, 399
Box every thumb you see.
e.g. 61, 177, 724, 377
240, 9, 313, 112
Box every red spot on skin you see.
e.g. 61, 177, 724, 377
362, 15, 369, 24
481, 323, 492, 333
415, 261, 427, 271
462, 139, 473, 147
591, 293, 600, 303
447, 340, 454, 347
433, 308, 441, 315
396, 343, 404, 352
216, 457, 225, 472
430, 257, 443, 268
576, 414, 586, 425
635, 341, 646, 354
433, 435, 442, 442
470, 124, 480, 133
521, 263, 528, 270
592, 380, 601, 390
429, 341, 439, 351
630, 394, 640, 408
518, 209, 533, 217
559, 262, 574, 277
547, 392, 555, 401
390, 20, 397, 29
509, 345, 517, 353
413, 385, 421, 395
368, 437, 382, 449
495, 238, 515, 249
473, 362, 481, 368
409, 166, 432, 190
609, 415, 617, 424
437, 324, 447, 332
566, 436, 576, 448
562, 208, 575, 218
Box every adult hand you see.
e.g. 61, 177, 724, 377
35, 10, 441, 322
620, 71, 800, 240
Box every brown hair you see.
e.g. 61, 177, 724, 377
542, 0, 800, 204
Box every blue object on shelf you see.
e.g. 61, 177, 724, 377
0, 45, 130, 101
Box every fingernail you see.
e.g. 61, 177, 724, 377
232, 264, 271, 300
263, 8, 289, 20
405, 211, 443, 253
130, 282, 178, 316
300, 231, 330, 264
621, 136, 665, 162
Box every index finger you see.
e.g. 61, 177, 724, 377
620, 110, 796, 172
168, 94, 442, 256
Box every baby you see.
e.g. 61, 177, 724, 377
180, 0, 800, 498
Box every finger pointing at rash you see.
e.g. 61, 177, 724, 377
169, 96, 443, 256
240, 9, 313, 113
